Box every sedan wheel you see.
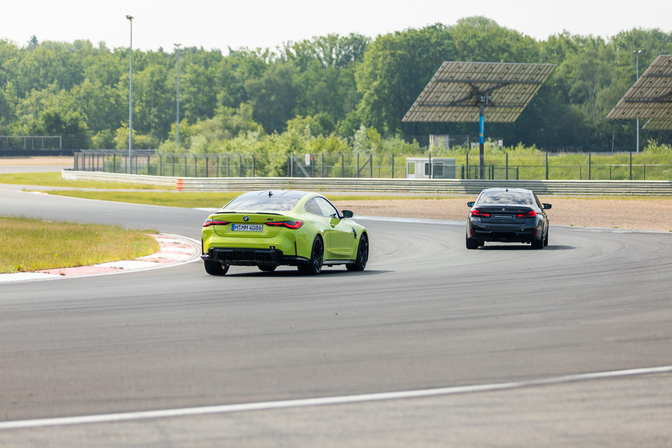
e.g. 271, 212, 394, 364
258, 265, 277, 272
347, 234, 368, 271
299, 236, 323, 275
204, 260, 229, 276
466, 236, 479, 250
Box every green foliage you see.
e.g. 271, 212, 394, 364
644, 140, 672, 153
0, 20, 670, 152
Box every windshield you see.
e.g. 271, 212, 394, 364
478, 191, 534, 206
221, 191, 307, 212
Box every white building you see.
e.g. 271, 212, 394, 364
406, 157, 456, 179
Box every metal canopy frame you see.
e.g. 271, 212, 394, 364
403, 61, 556, 178
606, 55, 672, 122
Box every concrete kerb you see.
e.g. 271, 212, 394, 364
0, 233, 201, 284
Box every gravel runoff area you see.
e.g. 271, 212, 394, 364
0, 156, 73, 165
331, 197, 672, 233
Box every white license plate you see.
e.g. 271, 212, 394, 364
231, 224, 263, 232
493, 214, 514, 220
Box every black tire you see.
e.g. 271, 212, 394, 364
544, 229, 549, 246
298, 236, 323, 275
347, 234, 368, 272
204, 260, 229, 276
466, 236, 479, 250
531, 233, 544, 249
258, 265, 277, 272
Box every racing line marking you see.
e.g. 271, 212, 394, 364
1, 365, 671, 430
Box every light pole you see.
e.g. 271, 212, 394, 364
633, 50, 642, 154
127, 15, 134, 173
174, 43, 181, 148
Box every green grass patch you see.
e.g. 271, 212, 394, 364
41, 191, 455, 208
44, 191, 241, 208
0, 216, 160, 273
0, 172, 171, 190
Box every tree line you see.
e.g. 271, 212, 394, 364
0, 16, 670, 152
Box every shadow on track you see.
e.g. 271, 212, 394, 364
476, 244, 575, 251
221, 269, 392, 278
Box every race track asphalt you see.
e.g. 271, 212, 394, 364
1, 188, 671, 447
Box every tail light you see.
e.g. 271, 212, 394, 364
471, 209, 491, 217
516, 211, 537, 219
203, 218, 229, 228
266, 220, 304, 229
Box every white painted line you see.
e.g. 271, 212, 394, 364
1, 365, 670, 430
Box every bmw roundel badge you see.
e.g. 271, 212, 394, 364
243, 215, 249, 222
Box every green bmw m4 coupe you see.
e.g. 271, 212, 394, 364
201, 190, 369, 276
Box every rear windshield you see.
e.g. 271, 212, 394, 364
478, 191, 534, 205
221, 191, 306, 212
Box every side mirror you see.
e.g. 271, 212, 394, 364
543, 204, 552, 210
341, 210, 354, 218
467, 202, 475, 207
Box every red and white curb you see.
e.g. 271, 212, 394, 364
0, 234, 201, 284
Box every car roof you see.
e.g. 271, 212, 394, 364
239, 190, 315, 199
480, 188, 533, 194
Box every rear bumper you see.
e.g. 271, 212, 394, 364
468, 221, 540, 243
202, 247, 308, 266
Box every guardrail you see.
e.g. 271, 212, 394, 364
62, 170, 672, 196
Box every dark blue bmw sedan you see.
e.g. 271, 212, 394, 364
466, 188, 551, 249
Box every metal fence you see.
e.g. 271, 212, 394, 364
1, 136, 62, 151
73, 149, 672, 181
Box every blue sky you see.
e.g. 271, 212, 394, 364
4, 0, 671, 52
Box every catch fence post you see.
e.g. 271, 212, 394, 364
466, 153, 469, 180
321, 153, 324, 178
506, 153, 508, 180
545, 151, 548, 180
629, 152, 632, 180
588, 153, 591, 180
391, 153, 394, 179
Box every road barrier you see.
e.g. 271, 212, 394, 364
62, 170, 672, 196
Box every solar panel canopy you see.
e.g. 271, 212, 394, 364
606, 55, 672, 121
643, 118, 672, 130
402, 61, 556, 123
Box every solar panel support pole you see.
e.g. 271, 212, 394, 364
634, 50, 641, 154
479, 102, 485, 179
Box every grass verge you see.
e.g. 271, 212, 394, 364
0, 172, 171, 190
0, 216, 160, 273
39, 191, 453, 208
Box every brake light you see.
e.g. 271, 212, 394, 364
516, 211, 537, 219
471, 209, 490, 217
266, 220, 304, 229
203, 218, 229, 227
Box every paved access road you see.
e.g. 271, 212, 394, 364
1, 188, 671, 447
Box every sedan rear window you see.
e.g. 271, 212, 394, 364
478, 191, 534, 205
222, 191, 306, 212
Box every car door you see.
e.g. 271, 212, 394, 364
315, 197, 355, 259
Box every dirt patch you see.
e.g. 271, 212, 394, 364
331, 197, 672, 233
0, 156, 74, 165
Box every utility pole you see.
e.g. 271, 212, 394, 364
127, 15, 134, 173
174, 43, 182, 148
633, 50, 642, 154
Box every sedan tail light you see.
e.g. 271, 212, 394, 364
516, 211, 537, 219
266, 220, 304, 229
203, 218, 229, 227
471, 209, 491, 217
